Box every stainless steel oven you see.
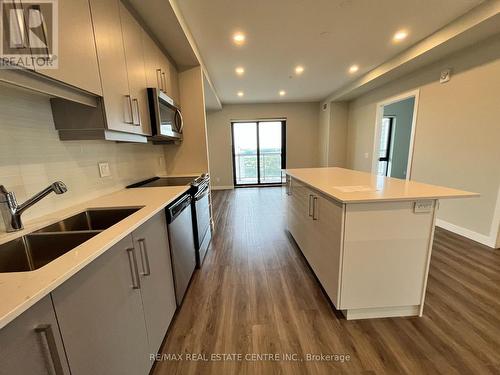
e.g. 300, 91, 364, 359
147, 88, 183, 142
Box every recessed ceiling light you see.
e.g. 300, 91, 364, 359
393, 30, 408, 42
235, 67, 245, 75
279, 90, 286, 96
349, 65, 359, 74
233, 32, 246, 45
237, 91, 244, 97
295, 65, 304, 74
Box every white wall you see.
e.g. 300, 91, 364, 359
0, 85, 166, 228
318, 101, 348, 168
206, 102, 320, 188
344, 35, 500, 247
164, 66, 210, 176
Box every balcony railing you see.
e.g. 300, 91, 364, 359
234, 152, 283, 184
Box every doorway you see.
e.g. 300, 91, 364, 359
231, 120, 286, 186
372, 90, 419, 180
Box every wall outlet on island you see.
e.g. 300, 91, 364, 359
98, 162, 111, 178
158, 156, 165, 169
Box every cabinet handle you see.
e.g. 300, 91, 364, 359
132, 98, 141, 126
162, 72, 167, 93
286, 178, 291, 195
35, 324, 65, 375
308, 194, 314, 217
313, 196, 318, 220
138, 238, 151, 276
126, 247, 141, 289
124, 95, 134, 124
156, 68, 162, 91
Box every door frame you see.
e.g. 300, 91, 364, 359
231, 119, 287, 187
371, 89, 420, 180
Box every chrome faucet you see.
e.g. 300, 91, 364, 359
0, 181, 68, 232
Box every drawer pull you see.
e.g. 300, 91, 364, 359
138, 238, 151, 276
35, 324, 65, 375
126, 247, 141, 289
313, 196, 319, 220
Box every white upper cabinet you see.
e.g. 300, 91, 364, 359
88, 0, 143, 135
141, 30, 162, 90
119, 2, 151, 136
35, 0, 102, 95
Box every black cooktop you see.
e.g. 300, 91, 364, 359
126, 176, 197, 188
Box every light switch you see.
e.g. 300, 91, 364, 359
98, 162, 111, 178
414, 200, 433, 213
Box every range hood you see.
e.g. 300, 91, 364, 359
0, 67, 148, 144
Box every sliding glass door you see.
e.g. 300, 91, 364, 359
231, 120, 286, 186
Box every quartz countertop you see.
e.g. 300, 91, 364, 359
285, 167, 478, 203
0, 186, 189, 329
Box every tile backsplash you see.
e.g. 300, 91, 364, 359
0, 85, 167, 225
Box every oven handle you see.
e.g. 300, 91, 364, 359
195, 186, 210, 201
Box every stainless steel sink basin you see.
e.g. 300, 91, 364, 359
35, 208, 140, 233
0, 232, 99, 273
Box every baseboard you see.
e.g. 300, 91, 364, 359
342, 305, 420, 320
435, 219, 497, 248
211, 185, 234, 191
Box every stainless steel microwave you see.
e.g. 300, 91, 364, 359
147, 88, 183, 142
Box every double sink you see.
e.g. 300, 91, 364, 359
0, 208, 140, 273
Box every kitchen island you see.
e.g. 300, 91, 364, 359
285, 167, 477, 320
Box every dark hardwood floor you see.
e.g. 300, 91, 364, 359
153, 187, 500, 375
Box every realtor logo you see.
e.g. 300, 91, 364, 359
0, 0, 58, 69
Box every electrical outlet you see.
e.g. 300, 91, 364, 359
98, 162, 111, 178
414, 200, 433, 213
364, 152, 369, 159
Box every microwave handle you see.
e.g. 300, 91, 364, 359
175, 109, 184, 133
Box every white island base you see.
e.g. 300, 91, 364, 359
285, 168, 477, 320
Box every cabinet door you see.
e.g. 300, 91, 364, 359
168, 60, 180, 104
119, 3, 151, 136
287, 178, 313, 258
142, 31, 162, 90
89, 0, 140, 134
310, 193, 344, 307
157, 54, 170, 95
51, 235, 150, 375
132, 212, 177, 354
35, 0, 101, 94
0, 295, 70, 375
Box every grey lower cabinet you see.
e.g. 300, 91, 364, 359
50, 211, 176, 375
51, 234, 151, 375
132, 213, 177, 354
0, 295, 71, 375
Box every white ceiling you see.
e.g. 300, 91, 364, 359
176, 0, 483, 104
